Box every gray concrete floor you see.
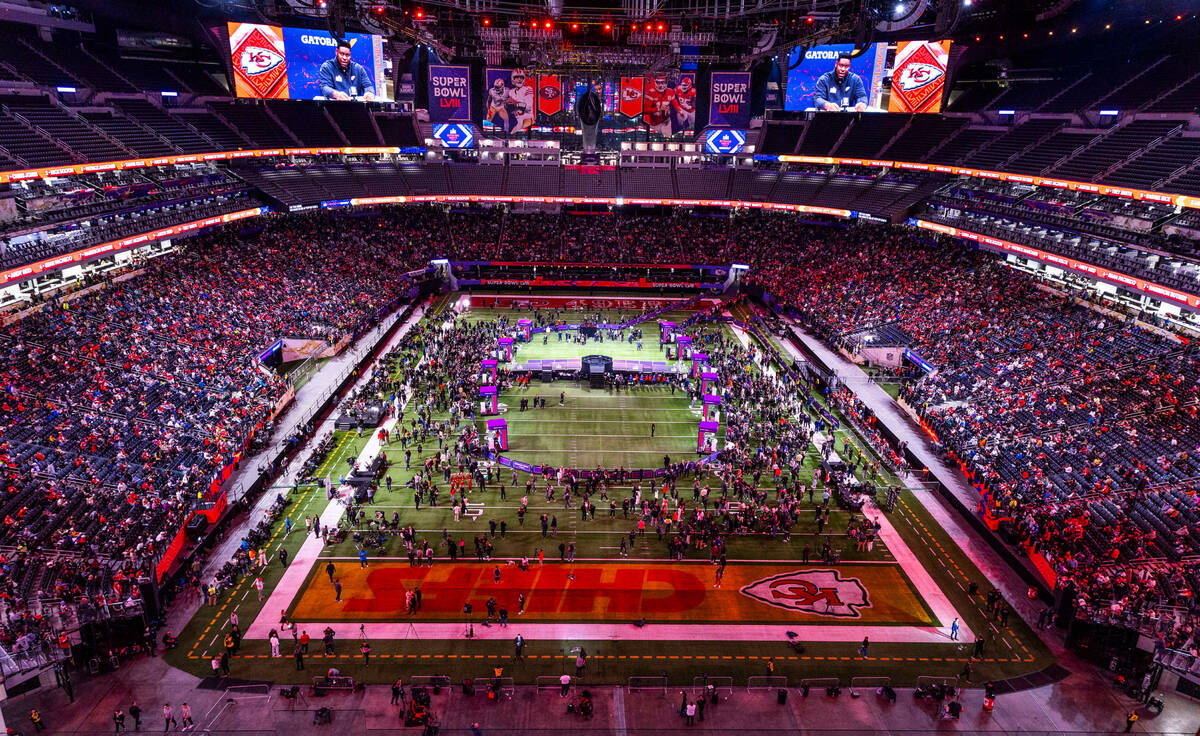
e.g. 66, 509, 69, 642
3, 652, 1198, 735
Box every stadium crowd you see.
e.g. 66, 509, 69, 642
2, 205, 1196, 655
0, 211, 420, 619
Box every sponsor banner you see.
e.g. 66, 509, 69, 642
0, 207, 266, 287
619, 77, 644, 119
483, 68, 535, 133
536, 75, 563, 118
480, 278, 707, 288
3, 152, 1196, 212
428, 64, 471, 122
228, 22, 289, 99
910, 218, 1200, 309
281, 27, 383, 101
433, 123, 474, 149
888, 40, 952, 113
469, 295, 701, 311
709, 71, 751, 128
704, 129, 746, 155
281, 338, 330, 363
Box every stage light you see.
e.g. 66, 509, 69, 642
963, 0, 972, 5
415, 8, 423, 18
1071, 27, 1077, 32
806, 15, 814, 23
571, 22, 578, 30
1105, 23, 1111, 29
632, 23, 638, 30
544, 20, 552, 28
604, 23, 611, 30
895, 2, 904, 13
482, 17, 490, 25
374, 5, 384, 14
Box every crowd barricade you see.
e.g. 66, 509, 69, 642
691, 675, 734, 696
410, 674, 451, 690
746, 675, 788, 692
536, 675, 569, 692
627, 675, 669, 693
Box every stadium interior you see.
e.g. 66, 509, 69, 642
0, 0, 1199, 733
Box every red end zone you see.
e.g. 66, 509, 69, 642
291, 561, 934, 626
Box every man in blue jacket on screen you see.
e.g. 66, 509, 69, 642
318, 39, 376, 101
813, 53, 867, 112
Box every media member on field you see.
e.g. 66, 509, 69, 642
318, 39, 376, 101
813, 53, 867, 112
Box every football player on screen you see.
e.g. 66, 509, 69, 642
672, 76, 696, 132
508, 69, 535, 133
486, 76, 511, 130
644, 76, 675, 136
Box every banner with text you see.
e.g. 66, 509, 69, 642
428, 64, 471, 123
709, 71, 751, 128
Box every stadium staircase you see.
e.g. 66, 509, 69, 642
1090, 55, 1171, 112
262, 103, 303, 146
322, 107, 351, 146
1031, 71, 1093, 113
1139, 68, 1200, 113
1095, 123, 1183, 183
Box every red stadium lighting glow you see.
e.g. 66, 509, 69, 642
657, 23, 664, 31
631, 23, 638, 30
571, 22, 579, 30
806, 15, 814, 23
544, 20, 552, 28
414, 8, 423, 18
482, 17, 490, 25
604, 23, 611, 30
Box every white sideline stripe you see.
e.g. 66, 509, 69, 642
314, 555, 899, 564
243, 621, 959, 643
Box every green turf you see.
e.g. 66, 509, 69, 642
166, 299, 1055, 686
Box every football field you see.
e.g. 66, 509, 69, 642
168, 297, 1053, 685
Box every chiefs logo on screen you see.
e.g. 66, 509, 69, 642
889, 40, 950, 113
740, 569, 870, 618
621, 86, 642, 102
895, 63, 944, 92
233, 27, 288, 98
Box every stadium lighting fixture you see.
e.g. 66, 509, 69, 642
895, 2, 904, 13
482, 17, 490, 25
998, 109, 1015, 115
56, 86, 76, 93
161, 91, 178, 97
604, 23, 611, 30
571, 22, 578, 29
544, 20, 552, 28
806, 16, 814, 23
1099, 109, 1119, 116
963, 0, 971, 5
415, 8, 424, 18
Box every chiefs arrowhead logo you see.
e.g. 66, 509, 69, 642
740, 569, 870, 618
232, 26, 288, 98
896, 62, 944, 92
622, 86, 642, 102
